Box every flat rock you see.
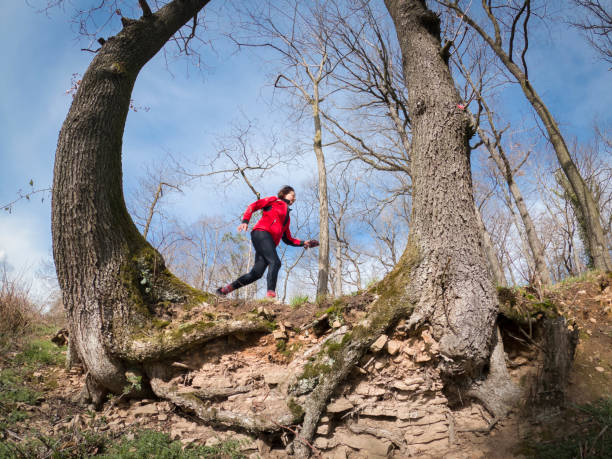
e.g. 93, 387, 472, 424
335, 432, 392, 457
273, 330, 287, 340
392, 380, 419, 391
354, 381, 386, 396
133, 404, 158, 415
361, 405, 396, 417
263, 369, 287, 385
370, 334, 388, 353
386, 340, 402, 355
314, 437, 330, 449
191, 375, 233, 388
327, 398, 354, 413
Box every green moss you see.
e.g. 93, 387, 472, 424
169, 321, 216, 339
301, 362, 332, 380
152, 318, 170, 329
287, 397, 305, 421
498, 286, 563, 324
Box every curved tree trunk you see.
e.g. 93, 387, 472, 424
52, 0, 212, 398
384, 0, 498, 376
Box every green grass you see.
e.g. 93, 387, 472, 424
0, 429, 247, 458
14, 338, 66, 367
98, 430, 246, 458
0, 368, 41, 429
518, 398, 612, 458
290, 295, 309, 309
0, 333, 64, 430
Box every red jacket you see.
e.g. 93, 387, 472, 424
242, 196, 303, 247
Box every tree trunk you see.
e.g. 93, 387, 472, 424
474, 204, 507, 287
384, 0, 498, 376
335, 241, 342, 296
454, 7, 612, 271
52, 0, 212, 397
312, 92, 330, 297
470, 111, 551, 285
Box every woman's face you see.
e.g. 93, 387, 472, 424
284, 191, 296, 205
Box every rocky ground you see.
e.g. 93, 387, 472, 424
1, 273, 610, 458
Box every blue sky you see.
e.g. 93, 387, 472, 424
0, 1, 610, 299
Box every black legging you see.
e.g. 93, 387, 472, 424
230, 230, 281, 292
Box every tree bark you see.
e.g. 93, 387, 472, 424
384, 0, 498, 376
312, 93, 330, 297
52, 0, 212, 395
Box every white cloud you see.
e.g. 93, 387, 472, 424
0, 210, 52, 298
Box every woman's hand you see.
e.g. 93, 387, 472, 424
237, 223, 248, 232
304, 239, 319, 249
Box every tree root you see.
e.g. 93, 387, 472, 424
348, 422, 408, 454
74, 373, 108, 409
116, 318, 272, 362
466, 326, 520, 419
294, 300, 411, 458
187, 384, 256, 400
147, 364, 294, 433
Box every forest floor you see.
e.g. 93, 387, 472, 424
0, 273, 610, 458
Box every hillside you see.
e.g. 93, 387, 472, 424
0, 273, 610, 458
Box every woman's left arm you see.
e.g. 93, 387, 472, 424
282, 226, 304, 247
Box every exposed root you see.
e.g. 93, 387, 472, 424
75, 373, 108, 409
294, 300, 411, 458
117, 318, 272, 362
147, 364, 295, 433
456, 416, 500, 434
348, 421, 407, 454
467, 326, 520, 419
188, 384, 255, 400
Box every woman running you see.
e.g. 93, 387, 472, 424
216, 185, 318, 298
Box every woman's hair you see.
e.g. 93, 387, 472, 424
277, 185, 295, 199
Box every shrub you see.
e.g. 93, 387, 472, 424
0, 267, 41, 350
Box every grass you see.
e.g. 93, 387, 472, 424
0, 429, 247, 459
15, 338, 66, 367
0, 318, 65, 430
518, 398, 612, 458
99, 430, 245, 458
290, 295, 309, 309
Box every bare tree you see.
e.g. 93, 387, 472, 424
231, 0, 340, 297
569, 0, 612, 65
439, 0, 612, 271
321, 1, 412, 176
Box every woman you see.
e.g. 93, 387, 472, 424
216, 185, 318, 298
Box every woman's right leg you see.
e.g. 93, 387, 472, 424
223, 231, 274, 292
229, 250, 267, 290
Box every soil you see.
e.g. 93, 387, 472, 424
1, 274, 610, 458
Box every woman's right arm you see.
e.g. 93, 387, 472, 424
239, 196, 276, 230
